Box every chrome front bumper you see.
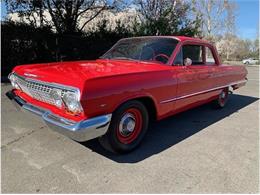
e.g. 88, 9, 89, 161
6, 90, 112, 142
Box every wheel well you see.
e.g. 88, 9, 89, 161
133, 97, 157, 122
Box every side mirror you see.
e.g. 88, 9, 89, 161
184, 58, 192, 66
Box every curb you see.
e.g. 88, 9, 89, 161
245, 65, 260, 67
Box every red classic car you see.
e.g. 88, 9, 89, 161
6, 36, 247, 153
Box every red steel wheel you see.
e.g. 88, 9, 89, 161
116, 108, 143, 144
99, 100, 149, 154
218, 88, 229, 107
212, 87, 229, 108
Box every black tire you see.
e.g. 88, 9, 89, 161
99, 100, 149, 154
212, 87, 229, 109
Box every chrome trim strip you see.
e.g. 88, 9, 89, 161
6, 90, 112, 142
121, 36, 180, 41
13, 72, 78, 92
11, 72, 81, 100
160, 80, 247, 104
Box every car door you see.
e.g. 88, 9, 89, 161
172, 43, 216, 112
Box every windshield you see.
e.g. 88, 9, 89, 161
100, 37, 179, 64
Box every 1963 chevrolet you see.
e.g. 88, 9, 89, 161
6, 36, 247, 153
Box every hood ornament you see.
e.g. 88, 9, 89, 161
24, 73, 39, 78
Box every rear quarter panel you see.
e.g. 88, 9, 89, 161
214, 64, 248, 88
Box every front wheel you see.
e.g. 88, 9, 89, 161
99, 100, 149, 154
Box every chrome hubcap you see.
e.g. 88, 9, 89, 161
119, 113, 136, 136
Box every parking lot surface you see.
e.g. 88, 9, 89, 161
1, 66, 259, 193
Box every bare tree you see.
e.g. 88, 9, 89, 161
216, 34, 257, 60
5, 0, 122, 34
191, 0, 237, 37
5, 0, 46, 27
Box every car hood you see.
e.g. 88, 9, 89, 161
13, 59, 171, 89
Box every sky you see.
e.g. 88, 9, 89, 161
1, 0, 259, 40
234, 0, 259, 40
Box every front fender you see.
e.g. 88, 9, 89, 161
81, 70, 177, 119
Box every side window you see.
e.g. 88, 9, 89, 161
206, 47, 216, 65
173, 47, 183, 65
182, 45, 203, 65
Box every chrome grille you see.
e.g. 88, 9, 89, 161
13, 74, 71, 106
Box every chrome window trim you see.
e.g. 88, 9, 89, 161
160, 79, 247, 104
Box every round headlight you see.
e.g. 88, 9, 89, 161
9, 74, 20, 89
63, 92, 82, 113
50, 89, 63, 108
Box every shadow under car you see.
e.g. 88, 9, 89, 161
81, 94, 258, 163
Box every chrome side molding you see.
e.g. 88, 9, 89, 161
160, 79, 247, 104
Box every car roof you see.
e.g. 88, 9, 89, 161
173, 36, 208, 42
121, 36, 209, 43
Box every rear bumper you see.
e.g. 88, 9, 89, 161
6, 90, 112, 142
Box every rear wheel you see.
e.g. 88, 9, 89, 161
212, 87, 229, 108
99, 100, 149, 154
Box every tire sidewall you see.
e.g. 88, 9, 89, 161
107, 101, 149, 153
217, 88, 229, 108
